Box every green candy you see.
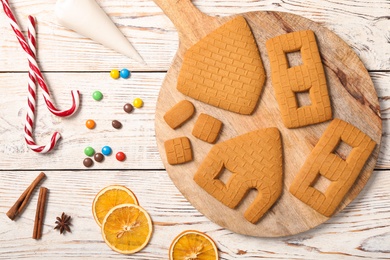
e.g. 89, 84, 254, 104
84, 146, 95, 157
92, 91, 103, 101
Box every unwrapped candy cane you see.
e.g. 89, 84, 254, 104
1, 0, 80, 153
25, 16, 61, 153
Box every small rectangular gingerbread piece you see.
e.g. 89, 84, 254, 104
289, 119, 376, 217
192, 113, 223, 143
163, 100, 195, 129
164, 137, 193, 165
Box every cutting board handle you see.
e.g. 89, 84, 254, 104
153, 0, 218, 41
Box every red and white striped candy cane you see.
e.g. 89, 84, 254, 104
24, 16, 61, 153
1, 0, 80, 117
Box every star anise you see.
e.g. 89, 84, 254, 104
54, 212, 72, 234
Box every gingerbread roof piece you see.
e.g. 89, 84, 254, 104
177, 16, 266, 115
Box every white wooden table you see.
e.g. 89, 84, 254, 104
0, 0, 389, 259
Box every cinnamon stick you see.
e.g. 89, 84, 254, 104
6, 172, 46, 220
32, 187, 48, 240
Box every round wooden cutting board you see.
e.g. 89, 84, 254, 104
154, 1, 382, 237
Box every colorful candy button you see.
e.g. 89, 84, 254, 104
84, 146, 95, 157
94, 153, 104, 162
112, 120, 122, 129
110, 69, 120, 79
83, 158, 93, 167
120, 69, 131, 79
85, 119, 96, 129
92, 91, 103, 101
101, 146, 112, 156
116, 152, 126, 161
123, 103, 133, 113
133, 98, 143, 108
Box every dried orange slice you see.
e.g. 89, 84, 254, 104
101, 204, 153, 254
169, 230, 219, 260
92, 185, 139, 227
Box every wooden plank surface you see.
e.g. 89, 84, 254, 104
0, 0, 389, 258
0, 0, 388, 71
0, 170, 389, 259
0, 72, 164, 170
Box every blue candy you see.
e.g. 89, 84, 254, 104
120, 68, 131, 79
101, 145, 112, 156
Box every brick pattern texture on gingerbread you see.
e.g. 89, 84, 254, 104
192, 113, 223, 143
177, 16, 266, 115
289, 119, 376, 216
164, 137, 193, 165
266, 30, 332, 128
194, 128, 283, 224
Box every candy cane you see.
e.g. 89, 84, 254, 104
1, 0, 80, 117
23, 16, 61, 153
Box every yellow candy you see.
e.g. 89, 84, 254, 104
133, 98, 143, 108
110, 69, 120, 79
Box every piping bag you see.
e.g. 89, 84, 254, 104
55, 0, 145, 64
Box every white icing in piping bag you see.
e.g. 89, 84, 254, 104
55, 0, 145, 64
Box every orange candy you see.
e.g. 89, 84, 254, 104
86, 119, 96, 129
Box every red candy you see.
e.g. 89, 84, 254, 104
116, 152, 126, 161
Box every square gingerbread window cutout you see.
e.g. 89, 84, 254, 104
265, 30, 332, 128
310, 173, 332, 195
295, 90, 312, 108
332, 140, 353, 161
164, 137, 193, 165
192, 113, 223, 144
